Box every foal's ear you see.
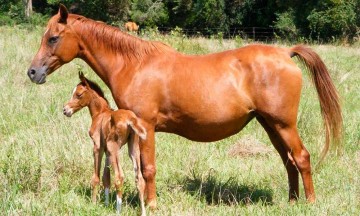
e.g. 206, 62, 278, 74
58, 4, 68, 24
78, 71, 85, 82
128, 117, 147, 140
78, 71, 90, 88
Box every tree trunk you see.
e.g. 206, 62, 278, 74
24, 0, 32, 18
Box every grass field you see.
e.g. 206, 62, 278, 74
0, 26, 359, 215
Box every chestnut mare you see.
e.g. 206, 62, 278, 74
63, 72, 147, 214
28, 5, 342, 208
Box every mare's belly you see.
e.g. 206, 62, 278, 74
155, 110, 254, 142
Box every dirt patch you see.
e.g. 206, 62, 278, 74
356, 151, 360, 164
228, 136, 273, 157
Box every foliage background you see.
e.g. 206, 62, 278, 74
0, 0, 360, 42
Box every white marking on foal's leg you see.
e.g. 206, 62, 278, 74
116, 195, 122, 213
104, 187, 110, 206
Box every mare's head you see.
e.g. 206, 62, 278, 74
28, 4, 79, 84
63, 72, 106, 117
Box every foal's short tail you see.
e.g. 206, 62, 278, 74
290, 45, 343, 165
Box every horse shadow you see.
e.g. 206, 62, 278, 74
180, 170, 273, 206
75, 184, 141, 209
75, 171, 273, 208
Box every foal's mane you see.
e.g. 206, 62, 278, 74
81, 77, 109, 104
69, 14, 173, 61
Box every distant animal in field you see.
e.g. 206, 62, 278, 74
63, 72, 147, 215
125, 21, 139, 32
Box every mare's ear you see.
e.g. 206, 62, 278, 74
128, 117, 147, 140
58, 4, 68, 24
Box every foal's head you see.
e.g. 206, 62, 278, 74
63, 72, 107, 117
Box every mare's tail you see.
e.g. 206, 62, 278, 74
290, 45, 343, 165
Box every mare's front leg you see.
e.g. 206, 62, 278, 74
139, 125, 157, 209
91, 140, 104, 203
129, 134, 146, 215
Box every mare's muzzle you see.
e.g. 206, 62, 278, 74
27, 66, 47, 84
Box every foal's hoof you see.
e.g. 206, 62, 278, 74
146, 199, 157, 210
289, 198, 296, 205
116, 195, 123, 213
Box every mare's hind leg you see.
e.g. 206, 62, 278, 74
257, 116, 315, 202
257, 116, 299, 201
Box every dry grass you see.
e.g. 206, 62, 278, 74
228, 136, 273, 157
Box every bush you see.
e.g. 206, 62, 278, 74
130, 0, 169, 27
307, 1, 357, 42
273, 10, 299, 41
26, 12, 49, 26
0, 14, 15, 26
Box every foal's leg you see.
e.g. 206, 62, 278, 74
129, 135, 146, 215
258, 116, 315, 202
91, 142, 104, 203
107, 140, 125, 213
102, 155, 111, 206
139, 126, 157, 209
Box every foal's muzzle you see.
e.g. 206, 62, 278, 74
27, 67, 47, 84
63, 106, 73, 117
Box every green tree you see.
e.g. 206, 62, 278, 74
130, 0, 168, 27
188, 0, 227, 34
45, 0, 130, 24
307, 0, 357, 41
165, 0, 193, 27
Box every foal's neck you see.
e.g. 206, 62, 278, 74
87, 94, 111, 119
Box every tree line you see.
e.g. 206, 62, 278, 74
1, 0, 359, 42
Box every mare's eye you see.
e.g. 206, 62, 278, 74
48, 36, 59, 44
76, 93, 83, 98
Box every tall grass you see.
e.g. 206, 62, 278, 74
0, 26, 359, 215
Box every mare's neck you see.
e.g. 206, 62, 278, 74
72, 18, 164, 86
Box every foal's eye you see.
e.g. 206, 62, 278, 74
76, 93, 83, 98
48, 36, 59, 44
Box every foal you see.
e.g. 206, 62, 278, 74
63, 72, 146, 214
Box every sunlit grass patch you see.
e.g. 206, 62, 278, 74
0, 26, 359, 215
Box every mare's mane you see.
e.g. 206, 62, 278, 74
69, 14, 173, 61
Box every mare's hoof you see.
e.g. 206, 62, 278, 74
146, 199, 157, 210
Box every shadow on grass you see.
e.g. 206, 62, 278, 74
75, 184, 141, 209
181, 169, 273, 206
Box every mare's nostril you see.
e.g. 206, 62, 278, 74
28, 69, 36, 78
